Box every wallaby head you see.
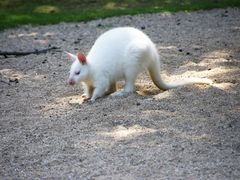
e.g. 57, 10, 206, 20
65, 51, 88, 85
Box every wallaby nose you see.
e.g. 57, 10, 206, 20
68, 79, 75, 86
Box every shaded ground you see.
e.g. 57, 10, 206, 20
0, 8, 240, 179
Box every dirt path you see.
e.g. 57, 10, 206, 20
0, 8, 240, 179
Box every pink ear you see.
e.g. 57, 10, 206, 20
77, 53, 87, 64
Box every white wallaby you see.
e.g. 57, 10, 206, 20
66, 27, 212, 102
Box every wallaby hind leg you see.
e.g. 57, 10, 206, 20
111, 69, 138, 97
111, 40, 149, 97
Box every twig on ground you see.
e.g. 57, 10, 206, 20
0, 46, 61, 57
0, 80, 11, 85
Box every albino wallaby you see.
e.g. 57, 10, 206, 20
66, 27, 212, 102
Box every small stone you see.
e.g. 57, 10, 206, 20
42, 59, 47, 64
9, 78, 19, 83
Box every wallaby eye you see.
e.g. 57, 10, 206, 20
75, 71, 80, 75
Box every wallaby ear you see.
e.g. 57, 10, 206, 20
65, 51, 76, 61
77, 52, 87, 64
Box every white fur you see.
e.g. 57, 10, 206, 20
67, 27, 212, 102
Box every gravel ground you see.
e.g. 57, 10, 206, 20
0, 8, 240, 179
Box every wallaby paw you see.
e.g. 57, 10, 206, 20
81, 94, 91, 103
110, 91, 132, 97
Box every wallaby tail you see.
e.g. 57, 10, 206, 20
148, 60, 212, 91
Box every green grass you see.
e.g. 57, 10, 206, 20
0, 0, 240, 31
